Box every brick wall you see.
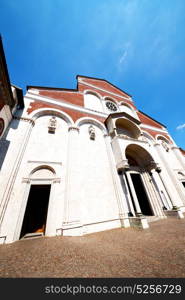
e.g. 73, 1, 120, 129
27, 100, 106, 123
38, 90, 84, 107
79, 77, 131, 98
143, 127, 172, 143
138, 111, 164, 129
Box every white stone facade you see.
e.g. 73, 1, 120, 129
0, 76, 185, 244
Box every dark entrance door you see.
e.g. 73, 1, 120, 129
20, 185, 51, 239
130, 173, 153, 216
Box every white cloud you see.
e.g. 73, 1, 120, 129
119, 50, 128, 64
176, 124, 185, 130
118, 42, 131, 66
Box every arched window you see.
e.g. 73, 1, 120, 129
84, 92, 102, 112
119, 103, 135, 117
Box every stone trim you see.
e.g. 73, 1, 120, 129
13, 115, 35, 126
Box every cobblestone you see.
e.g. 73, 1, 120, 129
0, 218, 185, 277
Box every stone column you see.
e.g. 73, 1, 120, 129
150, 170, 171, 210
142, 171, 163, 217
125, 172, 142, 216
122, 172, 136, 217
125, 172, 149, 229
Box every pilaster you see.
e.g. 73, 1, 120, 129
171, 146, 185, 170
0, 118, 34, 233
62, 126, 82, 235
154, 143, 185, 210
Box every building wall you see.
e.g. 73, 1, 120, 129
0, 76, 185, 243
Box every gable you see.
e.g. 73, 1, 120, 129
78, 76, 131, 99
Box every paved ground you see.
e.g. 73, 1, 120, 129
0, 218, 185, 278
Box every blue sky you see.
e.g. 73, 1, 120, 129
1, 0, 185, 148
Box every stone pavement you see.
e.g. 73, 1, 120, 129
0, 218, 185, 278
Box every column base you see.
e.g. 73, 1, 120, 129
179, 206, 185, 213
164, 209, 184, 219
61, 220, 83, 236
129, 217, 149, 229
120, 217, 130, 228
0, 236, 6, 244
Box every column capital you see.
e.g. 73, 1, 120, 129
116, 160, 129, 173
13, 115, 35, 126
171, 146, 179, 150
146, 161, 162, 172
68, 126, 80, 132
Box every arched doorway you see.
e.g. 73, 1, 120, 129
125, 144, 155, 217
20, 167, 54, 239
20, 184, 51, 238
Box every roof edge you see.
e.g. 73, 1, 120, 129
76, 74, 132, 98
27, 85, 77, 92
139, 110, 166, 128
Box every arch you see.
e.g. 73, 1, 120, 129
125, 144, 156, 216
178, 171, 185, 176
30, 165, 56, 178
20, 165, 54, 239
75, 117, 107, 133
119, 101, 134, 110
115, 118, 141, 139
84, 91, 102, 112
103, 96, 118, 106
156, 134, 172, 144
119, 102, 137, 117
29, 108, 74, 126
84, 89, 102, 99
125, 143, 155, 168
141, 131, 155, 142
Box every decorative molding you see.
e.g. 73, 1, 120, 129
13, 115, 35, 126
68, 126, 79, 132
27, 160, 62, 165
140, 124, 167, 133
114, 134, 147, 144
171, 146, 180, 150
22, 177, 61, 183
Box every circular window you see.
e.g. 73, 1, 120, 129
0, 118, 5, 136
106, 101, 117, 112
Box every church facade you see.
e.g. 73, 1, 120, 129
0, 48, 185, 244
